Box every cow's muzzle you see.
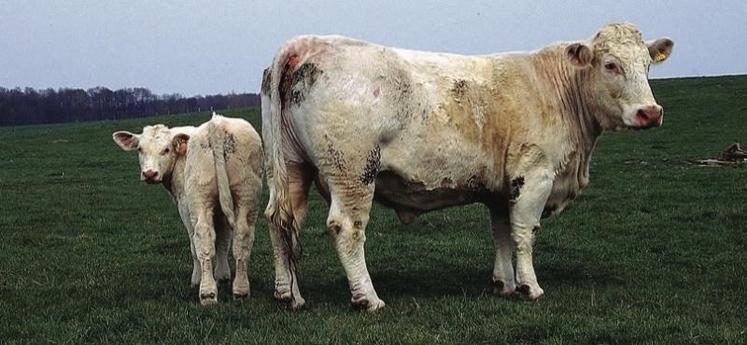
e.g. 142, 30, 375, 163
631, 105, 663, 129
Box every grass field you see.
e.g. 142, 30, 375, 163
1, 75, 746, 344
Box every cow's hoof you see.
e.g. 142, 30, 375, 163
492, 279, 517, 297
517, 284, 544, 301
274, 291, 305, 310
199, 291, 218, 306
233, 292, 249, 300
351, 296, 386, 312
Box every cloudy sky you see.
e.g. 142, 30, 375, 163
1, 0, 744, 96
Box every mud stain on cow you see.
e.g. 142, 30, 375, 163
451, 79, 468, 102
360, 145, 381, 185
291, 63, 323, 105
279, 54, 301, 107
326, 143, 346, 171
223, 133, 237, 159
509, 176, 525, 202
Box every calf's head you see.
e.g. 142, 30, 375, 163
112, 125, 190, 183
565, 23, 674, 130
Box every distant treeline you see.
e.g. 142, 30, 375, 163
0, 87, 260, 127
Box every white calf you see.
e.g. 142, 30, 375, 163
113, 113, 263, 305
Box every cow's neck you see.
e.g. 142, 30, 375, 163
532, 46, 604, 188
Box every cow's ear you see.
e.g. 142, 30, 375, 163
172, 134, 190, 156
113, 131, 139, 151
647, 38, 674, 64
565, 43, 593, 67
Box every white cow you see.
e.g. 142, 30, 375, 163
113, 113, 263, 305
262, 23, 674, 311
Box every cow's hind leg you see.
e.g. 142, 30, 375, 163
489, 204, 516, 296
268, 162, 314, 309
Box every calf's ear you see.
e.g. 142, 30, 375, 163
565, 43, 593, 67
172, 134, 190, 156
647, 38, 674, 64
112, 131, 139, 151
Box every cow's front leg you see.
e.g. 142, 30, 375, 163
193, 208, 218, 305
509, 169, 553, 301
488, 204, 516, 296
326, 182, 384, 312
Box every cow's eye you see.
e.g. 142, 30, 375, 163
162, 147, 170, 155
137, 147, 142, 153
604, 62, 620, 74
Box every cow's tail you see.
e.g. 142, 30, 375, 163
266, 42, 303, 267
209, 113, 237, 231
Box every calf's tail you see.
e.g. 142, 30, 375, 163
208, 113, 237, 231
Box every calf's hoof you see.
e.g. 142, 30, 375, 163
233, 286, 250, 300
516, 284, 544, 301
274, 291, 305, 310
492, 279, 517, 297
199, 291, 218, 306
351, 296, 386, 312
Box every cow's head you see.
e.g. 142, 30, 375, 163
112, 125, 190, 184
565, 23, 674, 130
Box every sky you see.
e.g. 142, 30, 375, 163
1, 0, 745, 96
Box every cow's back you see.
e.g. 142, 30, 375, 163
280, 36, 541, 208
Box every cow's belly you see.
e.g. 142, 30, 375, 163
373, 171, 484, 212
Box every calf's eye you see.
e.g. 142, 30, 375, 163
162, 148, 170, 155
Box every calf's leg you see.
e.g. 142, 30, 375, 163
213, 216, 232, 282
177, 205, 201, 287
231, 206, 257, 299
193, 206, 219, 305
